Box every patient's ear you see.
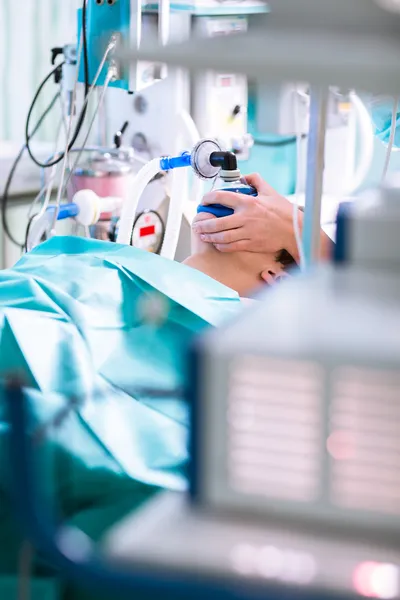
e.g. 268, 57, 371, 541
261, 268, 288, 285
261, 269, 278, 285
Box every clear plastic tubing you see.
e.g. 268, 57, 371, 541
116, 153, 192, 247
116, 158, 162, 245
160, 164, 187, 259
160, 153, 192, 259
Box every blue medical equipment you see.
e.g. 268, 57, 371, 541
156, 140, 258, 220
158, 139, 237, 180
77, 0, 132, 91
117, 138, 248, 251
197, 152, 257, 218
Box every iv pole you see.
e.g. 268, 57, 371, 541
302, 86, 329, 266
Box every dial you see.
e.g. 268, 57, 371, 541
131, 210, 165, 254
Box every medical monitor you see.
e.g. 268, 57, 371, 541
190, 268, 400, 543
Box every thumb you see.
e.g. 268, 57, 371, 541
242, 173, 279, 196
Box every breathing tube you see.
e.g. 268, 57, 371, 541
117, 139, 257, 257
26, 191, 122, 252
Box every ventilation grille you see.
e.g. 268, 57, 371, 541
330, 367, 400, 516
227, 356, 324, 502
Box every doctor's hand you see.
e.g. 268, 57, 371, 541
192, 173, 302, 262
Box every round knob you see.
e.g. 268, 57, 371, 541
73, 190, 101, 226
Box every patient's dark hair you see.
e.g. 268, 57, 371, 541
275, 206, 304, 269
276, 249, 296, 268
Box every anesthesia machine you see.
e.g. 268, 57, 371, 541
2, 0, 382, 269
1, 0, 268, 268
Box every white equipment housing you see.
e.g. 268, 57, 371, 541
191, 15, 251, 160
106, 5, 265, 260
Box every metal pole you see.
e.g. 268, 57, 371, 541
158, 0, 170, 46
129, 0, 142, 92
302, 86, 329, 266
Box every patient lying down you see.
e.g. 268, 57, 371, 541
183, 211, 296, 298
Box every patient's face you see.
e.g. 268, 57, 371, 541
190, 212, 288, 291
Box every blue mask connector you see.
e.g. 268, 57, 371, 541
160, 152, 192, 171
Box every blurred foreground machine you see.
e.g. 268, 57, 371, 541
105, 176, 400, 600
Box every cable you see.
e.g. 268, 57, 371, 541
52, 69, 114, 231
35, 119, 65, 220
58, 93, 76, 189
50, 66, 83, 231
27, 146, 102, 222
38, 41, 120, 210
381, 96, 399, 184
64, 71, 113, 195
61, 44, 118, 192
24, 0, 89, 169
82, 0, 90, 98
1, 93, 60, 247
